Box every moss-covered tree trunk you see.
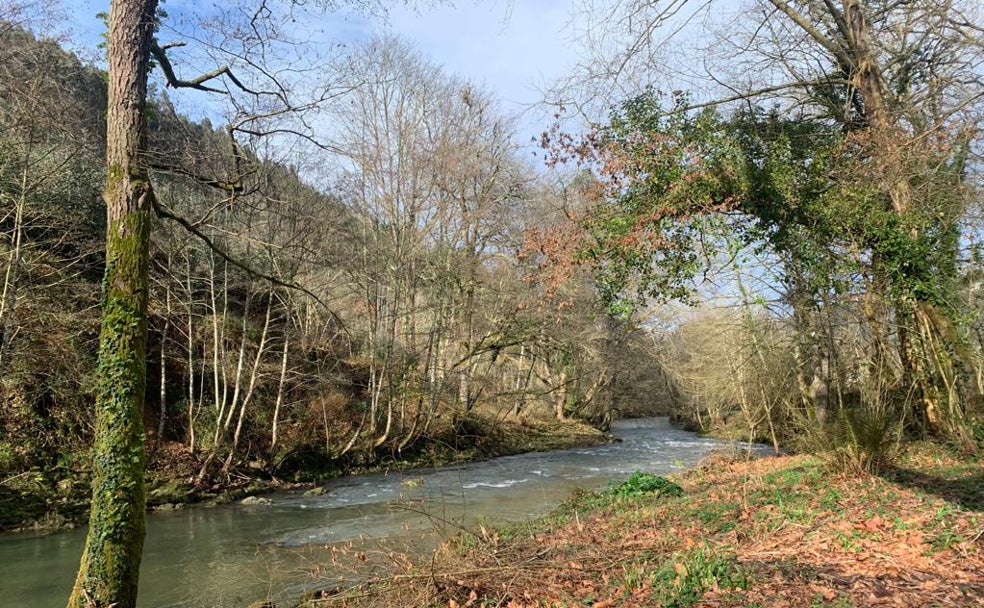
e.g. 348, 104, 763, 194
67, 0, 159, 606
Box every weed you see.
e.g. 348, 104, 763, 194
608, 472, 684, 499
819, 488, 842, 511
651, 548, 747, 607
927, 530, 964, 552
934, 503, 957, 520
621, 562, 648, 592
835, 530, 861, 552
762, 467, 803, 487
692, 500, 739, 527
811, 593, 854, 607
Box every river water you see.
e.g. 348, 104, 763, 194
1, 417, 746, 607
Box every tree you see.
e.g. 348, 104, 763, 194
556, 0, 984, 440
67, 1, 158, 605
66, 0, 385, 604
327, 36, 534, 447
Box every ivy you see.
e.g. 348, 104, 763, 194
577, 91, 966, 325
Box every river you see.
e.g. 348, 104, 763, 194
0, 417, 747, 607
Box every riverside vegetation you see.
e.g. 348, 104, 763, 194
2, 1, 984, 606
280, 445, 984, 607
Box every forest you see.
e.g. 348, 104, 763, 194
1, 0, 982, 607
0, 6, 671, 532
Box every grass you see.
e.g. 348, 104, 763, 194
298, 446, 984, 608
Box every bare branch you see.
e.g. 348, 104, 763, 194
148, 162, 250, 194
151, 43, 262, 96
767, 0, 852, 69
152, 198, 349, 336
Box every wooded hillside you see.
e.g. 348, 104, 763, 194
0, 24, 670, 518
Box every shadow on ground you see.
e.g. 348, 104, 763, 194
881, 465, 984, 512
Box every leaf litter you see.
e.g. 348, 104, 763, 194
303, 448, 984, 607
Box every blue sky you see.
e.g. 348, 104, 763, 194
58, 0, 585, 146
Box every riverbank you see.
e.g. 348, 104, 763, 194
0, 412, 609, 535
310, 443, 984, 607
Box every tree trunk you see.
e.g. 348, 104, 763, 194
157, 270, 171, 452
224, 294, 273, 469
67, 1, 158, 606
270, 331, 289, 451
555, 367, 567, 420
186, 253, 197, 454
0, 136, 30, 371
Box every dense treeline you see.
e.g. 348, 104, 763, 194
0, 24, 669, 510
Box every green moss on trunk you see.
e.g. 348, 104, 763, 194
67, 0, 159, 603
67, 207, 152, 607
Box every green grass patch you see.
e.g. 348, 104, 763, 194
651, 548, 748, 607
607, 472, 684, 499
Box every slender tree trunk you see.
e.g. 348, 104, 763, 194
0, 137, 30, 371
555, 367, 567, 420
157, 270, 171, 451
225, 294, 273, 469
186, 254, 197, 454
270, 331, 289, 451
209, 251, 224, 441
222, 292, 251, 433
68, 1, 158, 606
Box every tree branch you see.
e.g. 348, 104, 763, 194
148, 161, 250, 194
767, 0, 853, 70
151, 42, 262, 96
152, 198, 349, 336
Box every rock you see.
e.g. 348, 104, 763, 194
241, 495, 273, 506
32, 512, 66, 533
303, 486, 326, 497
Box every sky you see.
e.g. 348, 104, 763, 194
385, 1, 588, 146
387, 2, 579, 120
57, 0, 590, 148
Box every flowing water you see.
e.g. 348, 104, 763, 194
1, 417, 749, 607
